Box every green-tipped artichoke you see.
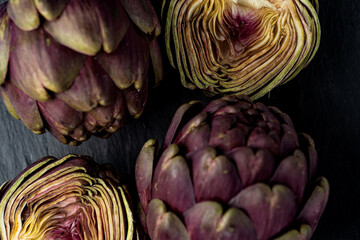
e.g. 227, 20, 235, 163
136, 96, 329, 240
0, 154, 138, 240
163, 0, 320, 99
0, 0, 162, 145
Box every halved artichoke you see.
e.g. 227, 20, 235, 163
163, 0, 320, 99
0, 0, 162, 145
0, 155, 139, 240
136, 96, 329, 239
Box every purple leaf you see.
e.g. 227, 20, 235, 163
230, 183, 297, 240
190, 147, 242, 202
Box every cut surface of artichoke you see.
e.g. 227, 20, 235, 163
164, 0, 320, 99
0, 155, 138, 240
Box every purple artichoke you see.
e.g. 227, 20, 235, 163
0, 0, 162, 145
136, 96, 329, 240
0, 154, 139, 239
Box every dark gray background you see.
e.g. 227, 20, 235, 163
0, 0, 358, 239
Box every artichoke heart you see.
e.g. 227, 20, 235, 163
0, 155, 138, 240
163, 0, 320, 99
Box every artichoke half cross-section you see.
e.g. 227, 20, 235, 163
0, 0, 163, 145
0, 155, 139, 240
163, 0, 320, 99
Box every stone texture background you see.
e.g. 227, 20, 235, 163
0, 0, 359, 239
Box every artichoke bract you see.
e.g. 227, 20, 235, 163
163, 0, 320, 99
0, 154, 138, 240
136, 96, 329, 240
0, 0, 162, 145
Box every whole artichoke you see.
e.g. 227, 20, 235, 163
0, 154, 138, 240
136, 96, 329, 240
0, 0, 162, 145
163, 0, 320, 99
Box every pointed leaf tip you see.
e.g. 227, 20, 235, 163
136, 139, 158, 213
7, 0, 40, 31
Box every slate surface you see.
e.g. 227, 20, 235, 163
0, 0, 359, 239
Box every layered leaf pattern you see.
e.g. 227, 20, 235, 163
136, 96, 329, 240
0, 0, 162, 145
0, 155, 138, 240
163, 0, 320, 99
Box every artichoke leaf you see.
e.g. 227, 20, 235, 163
146, 199, 190, 240
273, 224, 312, 240
38, 98, 83, 135
4, 82, 44, 133
135, 139, 157, 213
124, 76, 148, 118
34, 0, 69, 20
7, 0, 40, 31
152, 145, 196, 213
163, 100, 203, 149
0, 86, 19, 120
183, 201, 224, 240
151, 154, 196, 213
229, 147, 275, 187
92, 0, 130, 53
229, 183, 297, 240
215, 207, 258, 240
297, 177, 330, 231
97, 25, 149, 90
120, 0, 161, 36
44, 0, 102, 56
0, 6, 10, 85
270, 150, 308, 204
190, 147, 242, 202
